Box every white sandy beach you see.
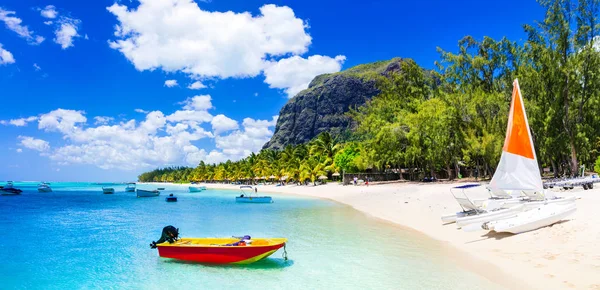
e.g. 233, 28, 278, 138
152, 181, 599, 289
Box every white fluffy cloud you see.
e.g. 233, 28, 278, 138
38, 109, 87, 134
0, 43, 15, 64
211, 114, 239, 135
107, 2, 311, 79
9, 116, 37, 126
19, 136, 50, 152
20, 95, 278, 170
164, 79, 178, 87
134, 108, 148, 114
214, 116, 278, 160
94, 116, 114, 125
106, 1, 345, 98
40, 5, 58, 19
54, 18, 81, 49
181, 95, 213, 111
33, 63, 41, 71
0, 8, 44, 44
264, 55, 346, 97
188, 81, 206, 90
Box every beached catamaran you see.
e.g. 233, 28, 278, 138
444, 80, 577, 233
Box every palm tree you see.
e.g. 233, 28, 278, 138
300, 156, 327, 186
310, 132, 341, 160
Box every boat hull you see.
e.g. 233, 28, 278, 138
1, 188, 22, 195
157, 238, 286, 264
125, 188, 135, 192
450, 196, 576, 227
488, 202, 576, 234
103, 189, 115, 194
38, 188, 52, 192
457, 204, 524, 228
137, 189, 160, 197
189, 186, 205, 192
235, 196, 273, 203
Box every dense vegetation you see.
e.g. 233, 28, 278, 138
139, 0, 600, 183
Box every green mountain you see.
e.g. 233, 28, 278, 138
263, 58, 404, 150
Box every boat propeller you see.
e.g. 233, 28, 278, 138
150, 225, 180, 249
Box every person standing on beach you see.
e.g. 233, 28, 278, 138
353, 176, 357, 186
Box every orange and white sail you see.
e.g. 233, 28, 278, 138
489, 79, 543, 192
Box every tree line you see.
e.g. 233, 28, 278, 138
139, 0, 600, 183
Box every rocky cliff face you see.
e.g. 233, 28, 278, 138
263, 58, 402, 150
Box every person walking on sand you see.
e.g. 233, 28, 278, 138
353, 176, 357, 186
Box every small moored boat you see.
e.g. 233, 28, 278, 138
236, 186, 273, 203
102, 187, 115, 194
189, 186, 206, 192
157, 187, 165, 190
150, 226, 287, 264
166, 194, 177, 202
137, 189, 160, 198
38, 182, 52, 192
125, 183, 136, 192
1, 181, 22, 195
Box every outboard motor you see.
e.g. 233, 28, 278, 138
150, 225, 180, 249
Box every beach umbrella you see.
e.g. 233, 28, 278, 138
269, 175, 276, 179
261, 176, 266, 179
332, 172, 340, 177
280, 176, 288, 181
318, 175, 328, 180
254, 177, 260, 180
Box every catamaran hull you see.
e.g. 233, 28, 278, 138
445, 196, 576, 224
441, 210, 476, 223
487, 202, 577, 234
457, 204, 524, 228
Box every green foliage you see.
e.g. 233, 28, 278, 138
333, 143, 361, 172
139, 0, 600, 182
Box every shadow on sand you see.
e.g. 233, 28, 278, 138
465, 219, 572, 244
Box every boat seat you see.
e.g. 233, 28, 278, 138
488, 189, 513, 199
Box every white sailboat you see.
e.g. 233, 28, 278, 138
462, 79, 576, 233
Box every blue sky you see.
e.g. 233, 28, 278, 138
0, 0, 545, 182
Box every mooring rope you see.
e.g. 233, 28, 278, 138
282, 244, 288, 261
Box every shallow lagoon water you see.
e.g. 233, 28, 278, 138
0, 182, 503, 289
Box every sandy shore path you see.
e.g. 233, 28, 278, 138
152, 181, 600, 289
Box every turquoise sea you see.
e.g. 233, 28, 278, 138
0, 182, 503, 289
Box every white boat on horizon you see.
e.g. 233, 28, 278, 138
459, 79, 576, 233
137, 189, 160, 197
38, 182, 52, 192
